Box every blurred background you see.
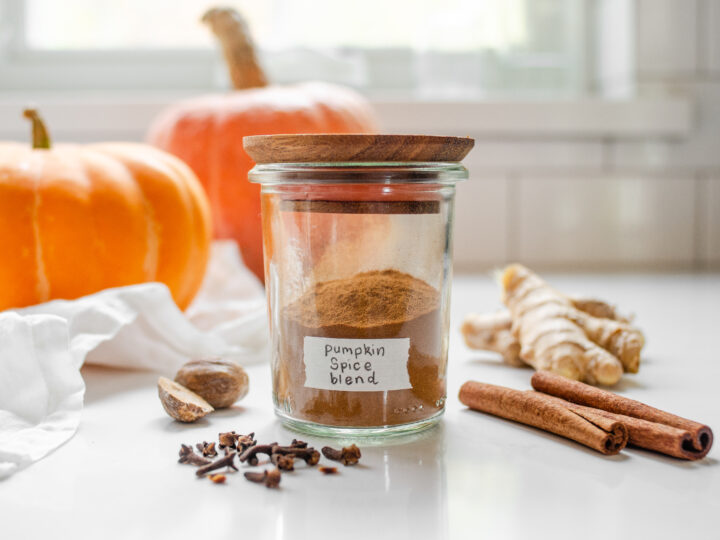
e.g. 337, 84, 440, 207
0, 0, 718, 272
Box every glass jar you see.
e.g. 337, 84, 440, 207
245, 134, 473, 436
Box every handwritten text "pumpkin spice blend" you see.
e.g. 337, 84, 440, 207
275, 270, 447, 427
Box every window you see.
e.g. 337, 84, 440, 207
1, 0, 600, 97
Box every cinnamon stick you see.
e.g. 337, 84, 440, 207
459, 381, 628, 455
531, 372, 714, 460
539, 393, 700, 460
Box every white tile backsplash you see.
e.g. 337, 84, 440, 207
701, 0, 720, 74
636, 0, 698, 76
453, 177, 508, 270
511, 176, 697, 268
463, 141, 604, 173
452, 0, 714, 271
699, 177, 720, 266
609, 82, 720, 172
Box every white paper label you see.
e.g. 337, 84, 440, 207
303, 337, 411, 392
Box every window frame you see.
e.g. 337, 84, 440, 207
1, 0, 600, 97
0, 0, 219, 91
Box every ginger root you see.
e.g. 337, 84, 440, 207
461, 264, 644, 385
462, 311, 523, 366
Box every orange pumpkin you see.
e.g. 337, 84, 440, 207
0, 109, 212, 311
147, 8, 378, 281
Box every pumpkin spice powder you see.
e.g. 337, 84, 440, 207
276, 269, 447, 427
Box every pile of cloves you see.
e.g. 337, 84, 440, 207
178, 430, 362, 489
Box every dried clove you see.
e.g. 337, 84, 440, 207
321, 444, 362, 466
271, 453, 295, 471
208, 473, 226, 484
179, 444, 211, 466
196, 451, 238, 477
218, 431, 239, 449
218, 431, 256, 451
239, 443, 277, 466
236, 432, 257, 452
177, 432, 362, 487
196, 441, 218, 457
271, 445, 320, 466
244, 468, 281, 489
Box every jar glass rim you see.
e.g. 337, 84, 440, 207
248, 162, 468, 185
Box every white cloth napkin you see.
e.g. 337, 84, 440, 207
0, 241, 268, 479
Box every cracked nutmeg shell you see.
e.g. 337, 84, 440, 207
158, 377, 214, 422
174, 358, 249, 408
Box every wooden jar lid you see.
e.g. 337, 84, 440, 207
243, 134, 475, 164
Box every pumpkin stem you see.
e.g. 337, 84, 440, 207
202, 7, 268, 90
23, 108, 52, 149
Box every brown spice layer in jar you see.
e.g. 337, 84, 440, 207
276, 269, 446, 427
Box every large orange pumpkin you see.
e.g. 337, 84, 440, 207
147, 8, 378, 281
0, 109, 212, 311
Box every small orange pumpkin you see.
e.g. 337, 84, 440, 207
0, 109, 212, 311
147, 8, 378, 281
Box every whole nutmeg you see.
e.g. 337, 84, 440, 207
174, 358, 249, 408
158, 377, 214, 422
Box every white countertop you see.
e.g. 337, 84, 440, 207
2, 273, 719, 540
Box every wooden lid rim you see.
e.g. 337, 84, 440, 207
243, 134, 475, 164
